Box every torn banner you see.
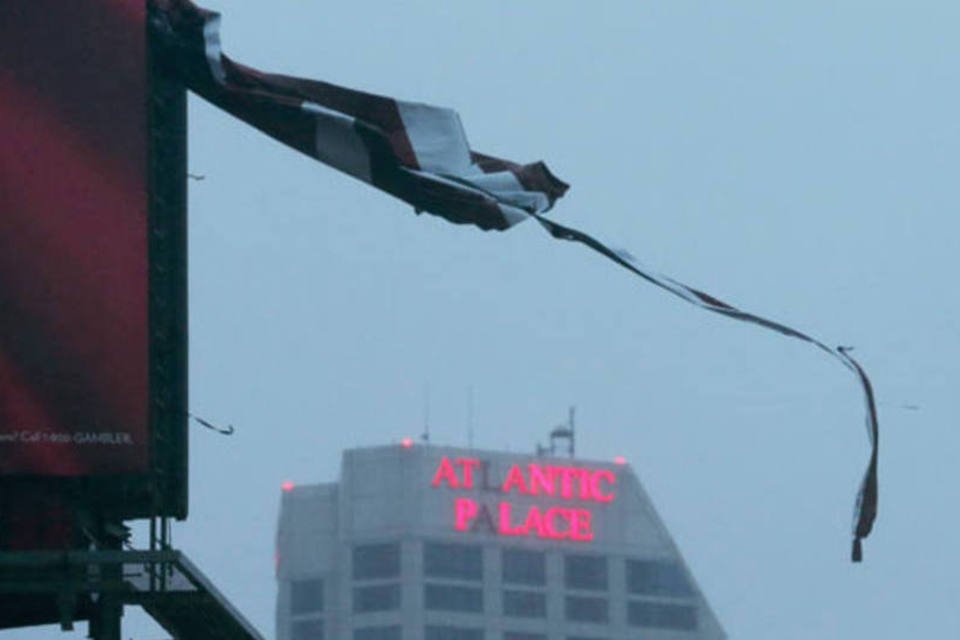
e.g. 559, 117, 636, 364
150, 0, 878, 561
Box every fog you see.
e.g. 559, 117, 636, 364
8, 1, 959, 638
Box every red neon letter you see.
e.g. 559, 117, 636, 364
432, 457, 460, 488
558, 466, 579, 499
498, 502, 526, 536
523, 505, 547, 538
456, 458, 481, 489
502, 465, 531, 495
454, 498, 478, 531
570, 509, 594, 541
528, 464, 555, 496
589, 470, 616, 502
578, 468, 592, 500
544, 507, 571, 540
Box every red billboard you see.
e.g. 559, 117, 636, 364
0, 1, 187, 515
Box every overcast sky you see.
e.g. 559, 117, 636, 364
11, 1, 960, 638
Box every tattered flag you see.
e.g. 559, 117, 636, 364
150, 0, 879, 561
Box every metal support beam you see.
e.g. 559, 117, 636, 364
0, 549, 263, 640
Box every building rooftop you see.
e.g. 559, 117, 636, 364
276, 442, 726, 640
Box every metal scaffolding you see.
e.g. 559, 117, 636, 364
0, 549, 264, 640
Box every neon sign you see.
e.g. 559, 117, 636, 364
431, 457, 616, 542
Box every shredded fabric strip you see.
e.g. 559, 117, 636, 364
150, 0, 879, 561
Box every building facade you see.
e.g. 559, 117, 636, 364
276, 443, 725, 640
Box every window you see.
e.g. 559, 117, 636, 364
504, 633, 546, 640
501, 548, 545, 585
564, 554, 607, 591
354, 625, 401, 640
564, 595, 608, 623
291, 578, 324, 614
626, 559, 693, 597
627, 601, 697, 630
424, 583, 483, 612
353, 584, 400, 613
424, 542, 483, 580
353, 543, 401, 580
292, 618, 324, 640
502, 590, 546, 618
425, 625, 483, 640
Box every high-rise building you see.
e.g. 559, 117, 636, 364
276, 442, 725, 640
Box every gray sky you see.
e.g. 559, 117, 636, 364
10, 1, 959, 638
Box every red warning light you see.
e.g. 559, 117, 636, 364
613, 456, 627, 465
401, 437, 414, 449
281, 481, 295, 492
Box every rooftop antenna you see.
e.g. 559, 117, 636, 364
548, 406, 576, 458
466, 386, 475, 448
421, 385, 431, 442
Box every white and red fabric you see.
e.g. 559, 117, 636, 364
150, 0, 879, 562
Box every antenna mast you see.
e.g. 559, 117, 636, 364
467, 386, 475, 448
421, 385, 431, 442
537, 406, 576, 458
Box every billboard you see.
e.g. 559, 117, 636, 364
0, 1, 187, 519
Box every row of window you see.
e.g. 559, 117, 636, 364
354, 542, 401, 580
296, 625, 579, 640
350, 541, 692, 596
354, 583, 401, 612
295, 580, 696, 630
293, 624, 591, 640
333, 627, 652, 640
407, 583, 697, 629
290, 544, 696, 639
291, 578, 325, 614
291, 618, 323, 640
426, 633, 605, 640
422, 586, 607, 623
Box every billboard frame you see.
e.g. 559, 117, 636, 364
84, 3, 190, 520
0, 1, 189, 524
